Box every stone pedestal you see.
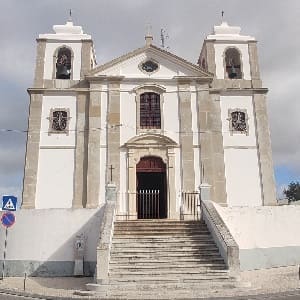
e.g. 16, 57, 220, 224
200, 183, 211, 201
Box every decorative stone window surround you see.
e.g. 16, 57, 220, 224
223, 46, 244, 80
138, 58, 160, 75
47, 108, 71, 135
52, 45, 74, 80
133, 84, 166, 135
227, 108, 249, 136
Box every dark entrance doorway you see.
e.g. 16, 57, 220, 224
136, 156, 167, 219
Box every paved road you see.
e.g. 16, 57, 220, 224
1, 290, 300, 300
0, 293, 46, 300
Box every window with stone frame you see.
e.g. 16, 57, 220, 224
48, 108, 70, 135
56, 47, 72, 79
228, 109, 249, 135
225, 48, 242, 79
140, 92, 161, 129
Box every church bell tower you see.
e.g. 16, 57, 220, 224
198, 21, 276, 206
22, 19, 96, 209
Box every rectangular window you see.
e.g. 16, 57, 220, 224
140, 93, 161, 129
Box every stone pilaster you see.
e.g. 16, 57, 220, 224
86, 83, 101, 208
167, 149, 177, 219
197, 85, 227, 205
253, 93, 277, 205
80, 40, 93, 79
127, 150, 137, 219
73, 92, 88, 208
205, 41, 217, 75
22, 93, 43, 208
34, 39, 46, 87
248, 41, 262, 88
178, 82, 195, 192
107, 81, 121, 189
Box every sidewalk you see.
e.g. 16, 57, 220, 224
0, 266, 300, 299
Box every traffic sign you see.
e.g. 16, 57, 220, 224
2, 196, 17, 211
1, 212, 16, 228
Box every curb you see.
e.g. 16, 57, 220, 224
0, 287, 98, 300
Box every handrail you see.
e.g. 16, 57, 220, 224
201, 200, 240, 273
96, 184, 117, 284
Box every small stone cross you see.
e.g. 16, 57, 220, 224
109, 165, 115, 182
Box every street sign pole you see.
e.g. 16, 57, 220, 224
1, 227, 8, 280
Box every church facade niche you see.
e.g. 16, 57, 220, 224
55, 46, 72, 79
224, 47, 242, 79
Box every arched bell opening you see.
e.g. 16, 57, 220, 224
224, 47, 242, 79
56, 47, 72, 79
136, 156, 167, 219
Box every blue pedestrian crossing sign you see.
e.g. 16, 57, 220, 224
2, 196, 17, 211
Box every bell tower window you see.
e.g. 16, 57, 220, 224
56, 47, 72, 79
140, 92, 161, 129
225, 48, 242, 79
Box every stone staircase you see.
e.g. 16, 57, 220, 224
100, 220, 239, 299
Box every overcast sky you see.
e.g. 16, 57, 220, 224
0, 0, 299, 202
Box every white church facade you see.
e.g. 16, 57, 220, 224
22, 19, 277, 217
6, 19, 300, 281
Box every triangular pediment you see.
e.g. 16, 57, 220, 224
87, 44, 213, 79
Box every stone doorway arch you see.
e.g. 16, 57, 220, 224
124, 133, 179, 219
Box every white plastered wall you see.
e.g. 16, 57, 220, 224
0, 208, 102, 262
214, 43, 251, 80
220, 95, 262, 206
36, 95, 77, 209
43, 41, 82, 80
215, 204, 300, 270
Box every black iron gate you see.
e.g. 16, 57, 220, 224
137, 190, 160, 219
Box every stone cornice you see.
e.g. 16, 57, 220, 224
85, 75, 125, 83
209, 87, 268, 95
27, 88, 90, 94
174, 76, 213, 84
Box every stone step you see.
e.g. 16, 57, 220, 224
110, 276, 234, 285
110, 252, 221, 259
115, 219, 206, 226
111, 248, 219, 255
113, 232, 210, 236
112, 236, 214, 242
112, 244, 216, 250
110, 257, 225, 264
109, 270, 229, 278
111, 243, 217, 250
110, 265, 226, 272
114, 226, 207, 232
114, 226, 208, 232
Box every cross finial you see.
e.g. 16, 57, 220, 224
145, 23, 153, 46
146, 23, 152, 36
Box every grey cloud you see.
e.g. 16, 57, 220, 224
0, 0, 300, 197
